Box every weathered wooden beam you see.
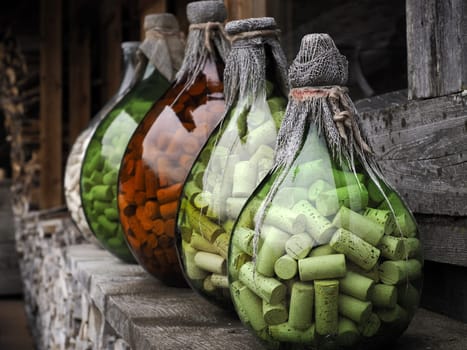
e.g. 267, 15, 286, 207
406, 0, 467, 99
99, 0, 122, 102
357, 90, 467, 216
40, 0, 63, 208
68, 0, 92, 146
225, 0, 267, 20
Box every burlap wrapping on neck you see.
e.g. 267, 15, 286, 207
223, 18, 288, 109
139, 15, 185, 82
174, 22, 230, 88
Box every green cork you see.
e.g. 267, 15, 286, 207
399, 237, 421, 259
379, 259, 422, 285
298, 254, 346, 281
370, 284, 397, 308
269, 323, 316, 343
316, 184, 369, 216
358, 313, 381, 337
289, 282, 314, 330
308, 244, 337, 257
332, 206, 385, 246
394, 213, 417, 238
232, 281, 267, 331
363, 208, 395, 235
330, 228, 381, 271
232, 227, 255, 256
263, 205, 307, 234
274, 255, 298, 280
293, 159, 328, 187
338, 294, 372, 324
292, 200, 335, 244
337, 317, 360, 347
286, 233, 314, 260
378, 235, 405, 260
90, 185, 112, 201
256, 227, 289, 277
377, 304, 408, 325
332, 169, 365, 188
339, 271, 375, 301
275, 187, 309, 208
308, 180, 333, 202
239, 262, 287, 304
347, 262, 380, 282
314, 280, 339, 335
263, 300, 288, 325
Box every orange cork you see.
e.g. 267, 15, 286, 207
144, 169, 159, 199
152, 219, 165, 236
144, 201, 160, 220
128, 216, 147, 240
157, 183, 182, 204
134, 160, 146, 191
134, 191, 146, 206
164, 219, 176, 236
120, 178, 135, 203
160, 200, 178, 219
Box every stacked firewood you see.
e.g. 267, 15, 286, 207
0, 30, 41, 215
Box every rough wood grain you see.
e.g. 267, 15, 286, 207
357, 91, 467, 216
99, 0, 122, 102
225, 0, 267, 20
406, 0, 467, 99
416, 215, 467, 267
40, 0, 63, 208
68, 0, 91, 146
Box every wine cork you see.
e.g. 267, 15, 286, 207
397, 283, 420, 316
394, 213, 417, 238
358, 313, 381, 337
332, 169, 365, 188
232, 282, 267, 331
262, 300, 288, 325
190, 232, 218, 254
256, 228, 289, 277
298, 254, 346, 281
332, 206, 384, 246
182, 242, 209, 280
269, 323, 316, 343
339, 271, 375, 301
314, 280, 339, 335
367, 179, 387, 204
399, 237, 421, 259
378, 235, 405, 260
232, 227, 255, 256
245, 119, 277, 154
363, 208, 395, 235
316, 184, 369, 216
249, 144, 274, 164
289, 282, 314, 330
274, 255, 298, 280
379, 259, 422, 285
293, 159, 327, 187
292, 200, 335, 244
330, 228, 381, 271
263, 205, 307, 234
210, 273, 229, 288
274, 187, 308, 208
257, 158, 274, 183
187, 202, 225, 242
213, 233, 229, 259
337, 317, 360, 347
347, 262, 380, 282
370, 284, 397, 308
226, 197, 248, 219
285, 233, 314, 260
308, 244, 336, 257
239, 262, 287, 304
194, 251, 226, 274
308, 179, 332, 202
376, 304, 408, 324
232, 161, 257, 197
338, 294, 372, 324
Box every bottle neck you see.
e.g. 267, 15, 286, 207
118, 46, 140, 95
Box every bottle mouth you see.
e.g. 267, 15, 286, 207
144, 13, 180, 32
121, 41, 140, 50
225, 17, 277, 36
186, 1, 227, 24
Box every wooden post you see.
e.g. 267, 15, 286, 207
406, 0, 467, 99
225, 0, 267, 20
139, 0, 167, 40
99, 0, 122, 102
40, 0, 63, 208
68, 0, 91, 146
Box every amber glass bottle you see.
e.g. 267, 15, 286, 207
118, 1, 230, 286
80, 14, 184, 262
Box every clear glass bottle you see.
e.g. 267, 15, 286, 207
118, 1, 230, 286
228, 34, 422, 349
80, 14, 185, 262
176, 17, 289, 309
65, 41, 140, 246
